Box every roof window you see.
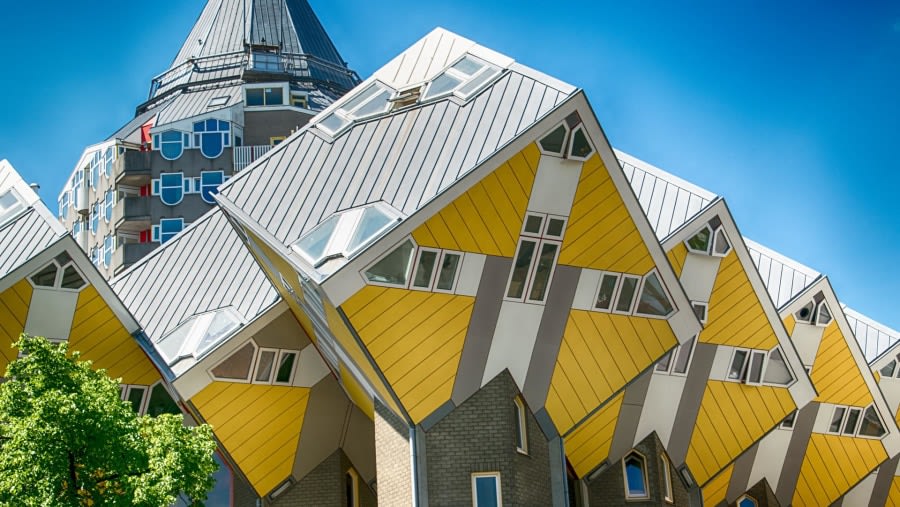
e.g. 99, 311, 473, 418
156, 307, 243, 365
0, 188, 26, 227
207, 96, 230, 108
292, 203, 402, 268
423, 55, 501, 101
318, 82, 394, 135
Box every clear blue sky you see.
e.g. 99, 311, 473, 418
0, 1, 897, 330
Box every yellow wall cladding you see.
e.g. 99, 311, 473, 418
667, 242, 688, 278
342, 286, 474, 424
887, 476, 900, 507
783, 314, 796, 336
68, 285, 159, 386
564, 392, 624, 478
545, 310, 676, 433
701, 463, 733, 507
811, 321, 873, 407
559, 153, 654, 274
0, 280, 31, 368
192, 382, 310, 496
791, 433, 887, 506
686, 381, 795, 486
340, 364, 374, 420
699, 251, 777, 349
412, 144, 539, 257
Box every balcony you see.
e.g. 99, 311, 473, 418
114, 150, 152, 186
112, 243, 158, 274
234, 145, 273, 172
114, 197, 151, 232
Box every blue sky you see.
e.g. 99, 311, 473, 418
0, 1, 897, 330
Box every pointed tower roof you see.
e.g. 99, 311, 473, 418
144, 0, 359, 109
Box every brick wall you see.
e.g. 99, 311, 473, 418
269, 449, 376, 507
424, 370, 554, 506
586, 432, 691, 506
726, 479, 779, 507
375, 401, 413, 507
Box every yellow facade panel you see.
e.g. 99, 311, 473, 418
546, 310, 676, 434
667, 243, 688, 278
887, 477, 900, 507
686, 381, 794, 486
192, 381, 310, 496
699, 252, 778, 349
343, 286, 474, 424
412, 144, 538, 258
0, 280, 31, 366
559, 154, 653, 273
67, 286, 159, 386
340, 365, 374, 420
792, 433, 887, 506
701, 464, 733, 507
811, 321, 873, 407
564, 393, 624, 478
783, 314, 796, 336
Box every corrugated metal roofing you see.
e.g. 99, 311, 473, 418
110, 208, 279, 349
172, 0, 249, 67
744, 239, 820, 310
845, 308, 900, 363
617, 149, 716, 241
106, 107, 160, 143
220, 72, 573, 247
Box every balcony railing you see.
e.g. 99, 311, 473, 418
234, 145, 273, 172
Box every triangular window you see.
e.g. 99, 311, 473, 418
634, 271, 675, 317
293, 203, 402, 268
364, 239, 415, 286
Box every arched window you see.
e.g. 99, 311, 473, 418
200, 171, 224, 204
159, 173, 184, 206
193, 119, 230, 159
622, 451, 649, 499
158, 130, 186, 160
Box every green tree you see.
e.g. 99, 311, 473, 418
0, 335, 217, 506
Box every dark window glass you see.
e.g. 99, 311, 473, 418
60, 266, 85, 289
211, 343, 256, 380
829, 407, 846, 433
474, 476, 499, 507
615, 277, 639, 312
624, 454, 648, 497
570, 128, 593, 159
264, 87, 283, 105
528, 243, 559, 301
275, 352, 297, 384
595, 274, 618, 310
127, 387, 147, 413
436, 253, 461, 291
31, 264, 58, 287
255, 350, 276, 383
539, 125, 567, 154
859, 406, 886, 437
413, 251, 438, 288
146, 383, 181, 416
507, 240, 536, 299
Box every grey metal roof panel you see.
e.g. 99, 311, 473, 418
106, 107, 159, 143
0, 209, 63, 280
155, 84, 244, 126
845, 308, 900, 363
110, 208, 280, 351
744, 238, 820, 310
219, 68, 573, 247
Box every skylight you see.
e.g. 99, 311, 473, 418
292, 203, 401, 268
317, 82, 394, 135
0, 188, 26, 226
422, 55, 501, 101
156, 307, 243, 365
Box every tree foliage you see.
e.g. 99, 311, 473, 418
0, 335, 217, 506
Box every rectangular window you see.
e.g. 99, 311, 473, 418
514, 397, 527, 454
843, 408, 862, 435
727, 349, 749, 381
745, 350, 766, 385
829, 406, 847, 434
507, 240, 537, 299
412, 249, 439, 289
472, 473, 501, 507
254, 349, 277, 383
661, 455, 674, 503
781, 410, 797, 429
595, 273, 619, 310
614, 275, 640, 313
435, 252, 461, 292
274, 351, 297, 385
506, 212, 566, 303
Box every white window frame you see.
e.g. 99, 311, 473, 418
622, 450, 650, 500
594, 272, 621, 311
744, 350, 767, 386
27, 258, 88, 292
272, 350, 299, 386
318, 81, 394, 136
295, 203, 403, 267
361, 239, 464, 294
780, 410, 797, 430
726, 348, 751, 382
712, 226, 732, 257
660, 454, 674, 503
514, 396, 528, 455
814, 300, 832, 327
505, 212, 566, 304
538, 122, 570, 157
432, 250, 464, 294
159, 172, 184, 206
655, 336, 696, 377
794, 300, 815, 324
566, 124, 595, 162
423, 54, 501, 102
253, 348, 279, 384
409, 247, 442, 292
684, 224, 714, 255
121, 384, 150, 415
209, 340, 259, 383
471, 472, 502, 507
692, 301, 709, 324
632, 269, 677, 319
612, 274, 641, 315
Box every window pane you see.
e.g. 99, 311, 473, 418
528, 243, 559, 301
747, 351, 765, 383
246, 88, 264, 106
319, 113, 349, 133
295, 215, 339, 263
514, 400, 526, 451
364, 240, 415, 286
413, 250, 438, 288
545, 218, 565, 238
146, 383, 181, 417
346, 207, 393, 253
829, 407, 846, 433
692, 302, 707, 323
727, 350, 748, 380
474, 476, 499, 507
127, 387, 146, 413
796, 301, 815, 322
275, 352, 297, 384
195, 311, 241, 357
539, 125, 567, 154
843, 408, 861, 435
635, 272, 674, 316
880, 360, 897, 378
60, 266, 86, 289
763, 348, 793, 384
686, 226, 711, 253
673, 337, 695, 374
507, 240, 537, 299
595, 274, 618, 310
524, 215, 543, 234
569, 128, 593, 159
211, 342, 255, 380
859, 406, 886, 437
656, 350, 673, 372
200, 132, 224, 159
624, 456, 647, 497
714, 228, 731, 255
781, 410, 797, 429
615, 277, 639, 312
353, 88, 392, 118
738, 497, 758, 507
264, 87, 283, 106
816, 302, 832, 326
436, 253, 461, 291
255, 350, 276, 383
453, 56, 483, 76
31, 264, 58, 287
457, 67, 499, 97
423, 72, 462, 99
